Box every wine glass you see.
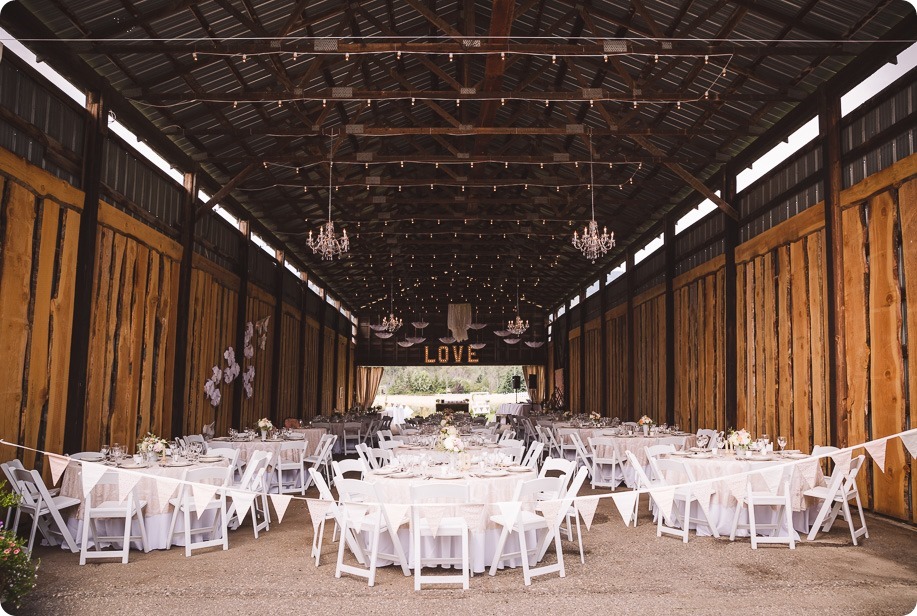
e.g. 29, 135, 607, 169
112, 443, 122, 461
100, 444, 110, 462
777, 435, 787, 452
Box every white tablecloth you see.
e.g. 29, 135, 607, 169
658, 452, 825, 537
210, 433, 323, 466
383, 405, 413, 426
497, 403, 540, 416
59, 458, 230, 551
363, 467, 537, 573
392, 443, 520, 463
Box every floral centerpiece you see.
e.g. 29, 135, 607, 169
727, 428, 752, 451
638, 415, 655, 427
589, 412, 601, 423
437, 417, 465, 453
257, 418, 273, 440
137, 433, 168, 458
0, 484, 38, 609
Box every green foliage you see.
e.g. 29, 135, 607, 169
381, 366, 522, 395
0, 482, 38, 610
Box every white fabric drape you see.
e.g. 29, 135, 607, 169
522, 365, 545, 402
447, 303, 472, 342
356, 366, 385, 409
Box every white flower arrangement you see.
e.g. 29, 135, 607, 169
137, 433, 168, 455
257, 418, 273, 432
436, 418, 464, 453
728, 428, 752, 449
223, 347, 240, 383
205, 366, 223, 407
255, 316, 270, 351
589, 412, 601, 421
244, 322, 255, 359
638, 415, 655, 426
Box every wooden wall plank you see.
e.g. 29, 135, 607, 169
807, 232, 828, 447
763, 253, 777, 440
789, 239, 811, 451
868, 191, 907, 519
736, 262, 746, 428
776, 245, 793, 446
899, 177, 917, 522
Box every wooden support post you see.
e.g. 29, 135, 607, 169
819, 86, 847, 447
231, 221, 251, 429
63, 90, 106, 455
315, 304, 326, 414
331, 319, 340, 412
297, 275, 308, 419
270, 251, 285, 425
599, 275, 608, 417
579, 293, 586, 413
664, 214, 676, 426
170, 169, 198, 439
723, 168, 739, 430
626, 251, 636, 420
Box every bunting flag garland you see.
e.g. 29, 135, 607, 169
80, 462, 108, 498
758, 467, 784, 495
459, 504, 486, 533
649, 486, 675, 521
47, 454, 70, 486
574, 495, 601, 530
270, 494, 293, 523
423, 504, 449, 537
192, 483, 220, 516
496, 501, 522, 530
229, 490, 257, 525
539, 499, 566, 528
383, 503, 411, 530
342, 503, 369, 532
609, 490, 638, 526
692, 481, 714, 517
901, 431, 917, 458
725, 475, 748, 503
155, 477, 181, 508
797, 459, 819, 489
831, 450, 852, 477
117, 471, 143, 502
863, 439, 888, 473
306, 499, 332, 531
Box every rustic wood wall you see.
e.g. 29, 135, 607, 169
302, 317, 321, 418
276, 303, 303, 421
0, 153, 81, 472
632, 286, 666, 420
673, 256, 726, 433
567, 327, 581, 412
183, 256, 238, 438
240, 284, 275, 427
583, 318, 603, 415
320, 328, 336, 414
604, 304, 629, 418
735, 204, 830, 452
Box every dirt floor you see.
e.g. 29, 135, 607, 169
10, 488, 917, 616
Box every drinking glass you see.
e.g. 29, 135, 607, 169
697, 434, 709, 449
112, 443, 122, 461
777, 435, 787, 451
100, 444, 110, 462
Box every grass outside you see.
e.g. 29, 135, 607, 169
371, 392, 533, 418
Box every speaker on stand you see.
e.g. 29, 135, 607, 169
512, 375, 522, 403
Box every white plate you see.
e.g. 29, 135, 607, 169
785, 453, 808, 459
507, 466, 532, 472
161, 461, 193, 467
80, 454, 105, 462
669, 451, 691, 456
373, 468, 398, 476
211, 437, 230, 441
432, 473, 464, 480
691, 453, 712, 459
117, 462, 149, 469
198, 456, 223, 463
389, 471, 417, 479
476, 470, 509, 477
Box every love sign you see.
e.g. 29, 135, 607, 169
423, 345, 480, 364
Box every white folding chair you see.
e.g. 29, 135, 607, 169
556, 429, 578, 461
275, 441, 309, 495
10, 467, 79, 553
696, 429, 718, 449
342, 422, 363, 454
489, 467, 589, 586
228, 450, 272, 538
204, 447, 242, 478
79, 470, 149, 564
536, 426, 564, 459
521, 442, 544, 470
729, 478, 795, 549
644, 444, 676, 481
308, 468, 365, 567
410, 483, 472, 590
653, 458, 720, 543
184, 434, 208, 454
334, 478, 411, 586
369, 448, 392, 468
499, 444, 525, 463
377, 430, 394, 442
332, 459, 368, 485
804, 454, 868, 545
379, 440, 401, 451
304, 435, 337, 488
568, 432, 594, 478
167, 466, 231, 556
535, 457, 583, 563
498, 429, 516, 442
588, 437, 624, 489
355, 443, 377, 470
624, 450, 664, 526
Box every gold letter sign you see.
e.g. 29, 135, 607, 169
421, 345, 480, 364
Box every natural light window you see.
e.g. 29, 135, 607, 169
634, 234, 663, 265
556, 305, 566, 318
676, 197, 719, 234
606, 262, 626, 284
284, 261, 300, 276
585, 279, 600, 298
250, 233, 275, 258
569, 295, 580, 309
842, 43, 917, 116
307, 279, 323, 297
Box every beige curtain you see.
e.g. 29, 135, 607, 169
522, 365, 546, 403
447, 303, 472, 341
356, 366, 384, 409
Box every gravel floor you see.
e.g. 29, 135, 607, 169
9, 488, 917, 616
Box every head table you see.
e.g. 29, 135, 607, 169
59, 457, 231, 551
352, 461, 537, 573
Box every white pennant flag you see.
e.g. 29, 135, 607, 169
758, 468, 783, 495
384, 503, 411, 530
47, 454, 70, 486
863, 440, 887, 473
229, 490, 257, 525
156, 477, 181, 509
459, 504, 486, 533
574, 495, 601, 530
692, 481, 714, 518
270, 494, 293, 523
80, 462, 108, 498
118, 470, 143, 502
797, 459, 819, 489
831, 450, 852, 477
497, 501, 522, 530
610, 490, 639, 526
343, 503, 369, 531
306, 499, 332, 531
539, 498, 566, 528
726, 476, 748, 503
192, 483, 220, 517
650, 486, 676, 521
423, 504, 449, 537
901, 431, 917, 458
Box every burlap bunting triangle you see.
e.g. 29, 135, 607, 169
610, 490, 638, 526
47, 454, 70, 486
726, 475, 748, 503
117, 470, 143, 502
306, 499, 332, 531
901, 431, 917, 458
270, 494, 293, 523
497, 501, 522, 529
229, 490, 256, 525
863, 440, 887, 473
422, 504, 449, 537
650, 486, 675, 521
459, 504, 486, 533
80, 462, 108, 498
758, 467, 784, 495
383, 503, 410, 530
574, 495, 601, 530
692, 481, 714, 517
192, 483, 219, 517
343, 503, 369, 531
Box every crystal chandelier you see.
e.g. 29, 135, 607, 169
381, 275, 402, 333
572, 135, 614, 263
507, 282, 529, 336
307, 131, 349, 260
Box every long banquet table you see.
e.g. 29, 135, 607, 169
59, 457, 231, 551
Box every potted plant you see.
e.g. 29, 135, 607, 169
0, 483, 39, 610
